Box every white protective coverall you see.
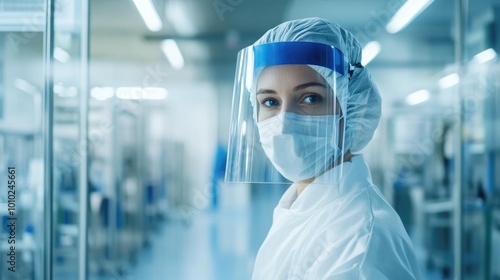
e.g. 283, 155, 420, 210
252, 155, 421, 280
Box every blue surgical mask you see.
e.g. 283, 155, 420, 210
257, 112, 343, 182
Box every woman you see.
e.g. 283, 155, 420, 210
225, 17, 421, 279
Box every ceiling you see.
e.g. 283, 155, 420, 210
0, 0, 496, 68
89, 0, 463, 63
88, 0, 500, 107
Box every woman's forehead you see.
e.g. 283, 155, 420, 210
257, 65, 327, 89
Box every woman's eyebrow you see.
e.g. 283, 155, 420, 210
293, 82, 326, 91
257, 82, 326, 95
256, 89, 277, 95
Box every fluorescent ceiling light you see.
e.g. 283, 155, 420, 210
66, 86, 78, 97
115, 87, 168, 100
438, 73, 460, 89
386, 0, 434, 33
142, 87, 168, 99
116, 87, 142, 100
53, 84, 77, 97
14, 78, 38, 95
406, 89, 430, 105
132, 0, 162, 32
54, 47, 71, 63
161, 39, 184, 70
472, 48, 497, 64
165, 1, 197, 36
362, 41, 381, 65
91, 87, 114, 100
53, 84, 65, 95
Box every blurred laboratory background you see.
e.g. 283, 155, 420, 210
0, 0, 499, 279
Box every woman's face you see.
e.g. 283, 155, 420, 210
256, 65, 340, 122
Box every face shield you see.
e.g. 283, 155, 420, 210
225, 41, 349, 184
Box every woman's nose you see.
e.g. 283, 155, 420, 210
280, 100, 299, 114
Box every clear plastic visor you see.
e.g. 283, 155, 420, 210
225, 42, 349, 184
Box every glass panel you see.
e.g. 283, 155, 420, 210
87, 89, 168, 278
0, 36, 3, 119
0, 1, 45, 279
460, 64, 500, 280
51, 0, 89, 279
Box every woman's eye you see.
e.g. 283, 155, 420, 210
302, 94, 322, 104
261, 98, 280, 107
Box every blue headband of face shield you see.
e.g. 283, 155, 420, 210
252, 41, 347, 76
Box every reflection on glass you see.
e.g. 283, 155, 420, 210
0, 26, 44, 280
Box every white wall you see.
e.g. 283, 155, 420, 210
163, 81, 218, 209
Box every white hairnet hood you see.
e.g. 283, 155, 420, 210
253, 17, 382, 153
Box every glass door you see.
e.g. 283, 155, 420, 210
458, 64, 500, 280
0, 0, 90, 279
0, 1, 46, 279
49, 0, 90, 279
